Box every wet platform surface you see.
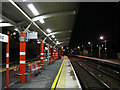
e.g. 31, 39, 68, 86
10, 59, 62, 89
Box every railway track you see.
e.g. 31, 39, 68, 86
70, 57, 120, 90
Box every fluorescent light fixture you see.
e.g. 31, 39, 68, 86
0, 18, 3, 22
0, 20, 2, 22
52, 35, 55, 38
27, 4, 39, 16
39, 19, 45, 24
55, 39, 57, 41
0, 23, 13, 27
23, 0, 27, 1
56, 41, 60, 45
33, 16, 45, 21
46, 29, 52, 33
57, 42, 60, 44
14, 28, 19, 31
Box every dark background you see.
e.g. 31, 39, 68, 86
69, 2, 120, 59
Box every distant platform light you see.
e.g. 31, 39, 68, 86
39, 19, 45, 24
102, 45, 104, 47
88, 42, 91, 44
14, 28, 19, 31
55, 39, 57, 41
105, 48, 107, 50
78, 46, 80, 49
82, 45, 84, 47
100, 36, 104, 40
46, 29, 51, 33
52, 35, 55, 38
96, 45, 98, 47
13, 32, 16, 35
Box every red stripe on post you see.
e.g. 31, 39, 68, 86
20, 33, 26, 83
53, 48, 54, 61
40, 42, 44, 69
6, 36, 9, 89
49, 46, 51, 64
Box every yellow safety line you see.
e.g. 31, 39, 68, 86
0, 66, 17, 72
56, 59, 66, 88
51, 59, 64, 90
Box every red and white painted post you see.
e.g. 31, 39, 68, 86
56, 49, 58, 60
40, 42, 44, 70
56, 49, 57, 60
53, 47, 54, 62
49, 46, 51, 64
6, 36, 9, 88
54, 49, 56, 60
20, 33, 26, 83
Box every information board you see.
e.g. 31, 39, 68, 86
0, 33, 8, 43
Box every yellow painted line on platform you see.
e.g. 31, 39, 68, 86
0, 66, 17, 72
51, 59, 64, 90
56, 58, 66, 88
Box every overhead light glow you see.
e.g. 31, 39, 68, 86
14, 28, 19, 31
13, 32, 16, 35
55, 39, 57, 41
23, 0, 27, 1
0, 23, 13, 27
52, 35, 55, 38
100, 36, 104, 40
46, 29, 52, 33
27, 4, 39, 16
0, 18, 3, 22
33, 16, 46, 21
39, 19, 45, 24
88, 42, 91, 44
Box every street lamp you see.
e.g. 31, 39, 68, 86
88, 42, 92, 56
100, 36, 104, 40
78, 46, 80, 55
99, 35, 107, 58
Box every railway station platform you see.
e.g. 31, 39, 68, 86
6, 56, 82, 89
76, 55, 120, 65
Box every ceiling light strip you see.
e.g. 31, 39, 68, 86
9, 0, 56, 45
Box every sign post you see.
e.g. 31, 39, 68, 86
6, 36, 9, 89
53, 47, 54, 62
0, 33, 9, 88
20, 33, 26, 83
49, 46, 51, 64
40, 42, 44, 70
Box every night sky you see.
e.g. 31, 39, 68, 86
69, 2, 120, 53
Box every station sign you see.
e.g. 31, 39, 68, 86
27, 31, 38, 39
0, 33, 8, 43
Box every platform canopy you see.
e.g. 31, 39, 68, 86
2, 1, 79, 46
